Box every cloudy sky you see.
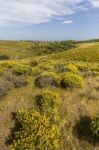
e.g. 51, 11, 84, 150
0, 0, 99, 40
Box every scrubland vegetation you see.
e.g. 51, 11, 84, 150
0, 40, 99, 150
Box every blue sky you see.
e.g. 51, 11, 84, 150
0, 0, 99, 41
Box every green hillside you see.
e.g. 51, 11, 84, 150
0, 41, 99, 150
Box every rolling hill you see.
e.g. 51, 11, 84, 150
0, 40, 99, 150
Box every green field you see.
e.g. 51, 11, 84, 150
0, 40, 99, 150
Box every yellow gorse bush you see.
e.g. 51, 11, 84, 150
61, 73, 84, 89
36, 90, 61, 120
12, 64, 32, 76
11, 109, 60, 150
64, 64, 78, 74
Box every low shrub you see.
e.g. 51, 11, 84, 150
31, 67, 41, 76
54, 63, 78, 74
36, 90, 60, 109
36, 90, 61, 122
6, 75, 29, 88
13, 78, 29, 88
75, 63, 89, 72
35, 75, 54, 88
11, 109, 60, 150
61, 73, 84, 89
64, 64, 78, 74
0, 61, 16, 69
0, 54, 10, 60
91, 66, 99, 72
35, 72, 61, 88
91, 117, 99, 137
0, 82, 13, 99
43, 72, 61, 86
54, 64, 64, 73
38, 64, 54, 72
12, 64, 32, 76
0, 68, 6, 76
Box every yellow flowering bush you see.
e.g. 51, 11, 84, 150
12, 64, 32, 76
36, 90, 61, 121
54, 63, 78, 74
0, 61, 16, 69
75, 62, 89, 72
11, 110, 60, 150
36, 90, 60, 109
64, 64, 78, 74
61, 73, 84, 89
31, 67, 42, 76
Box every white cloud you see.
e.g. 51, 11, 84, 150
0, 0, 84, 26
89, 0, 99, 7
62, 20, 73, 24
0, 0, 97, 27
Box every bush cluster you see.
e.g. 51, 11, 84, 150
91, 117, 99, 137
61, 73, 84, 89
11, 110, 60, 150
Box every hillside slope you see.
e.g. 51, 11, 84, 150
0, 41, 99, 150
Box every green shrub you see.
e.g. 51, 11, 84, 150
12, 64, 32, 76
91, 66, 99, 72
0, 54, 10, 60
0, 61, 16, 69
31, 67, 41, 76
11, 109, 60, 150
61, 73, 84, 89
91, 117, 99, 137
54, 63, 64, 73
75, 63, 89, 72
